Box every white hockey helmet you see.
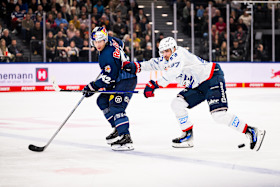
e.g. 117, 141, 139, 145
158, 37, 177, 56
91, 26, 108, 46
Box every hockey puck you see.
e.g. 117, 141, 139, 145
238, 143, 245, 148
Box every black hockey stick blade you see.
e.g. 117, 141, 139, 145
28, 144, 45, 152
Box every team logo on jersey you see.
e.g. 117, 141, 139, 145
104, 65, 111, 73
115, 96, 122, 103
124, 96, 130, 103
113, 48, 120, 59
231, 117, 240, 128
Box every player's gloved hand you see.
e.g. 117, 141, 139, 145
144, 80, 159, 98
122, 61, 141, 74
83, 81, 98, 98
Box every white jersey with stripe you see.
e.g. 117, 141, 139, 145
140, 46, 216, 88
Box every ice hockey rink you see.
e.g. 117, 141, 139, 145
1, 88, 280, 187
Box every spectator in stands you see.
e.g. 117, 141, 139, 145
36, 14, 43, 27
55, 39, 68, 62
237, 18, 248, 32
35, 4, 44, 18
45, 22, 55, 35
79, 13, 90, 26
79, 39, 95, 62
54, 31, 68, 46
69, 15, 81, 30
31, 22, 43, 55
61, 6, 71, 22
71, 0, 80, 16
197, 5, 205, 19
99, 14, 111, 31
79, 23, 88, 39
134, 41, 143, 62
28, 8, 37, 22
215, 17, 226, 34
66, 23, 76, 40
48, 7, 58, 20
17, 0, 28, 13
254, 44, 268, 62
139, 16, 148, 33
156, 32, 164, 43
234, 25, 246, 47
55, 12, 68, 30
135, 22, 143, 38
136, 9, 147, 23
50, 0, 61, 12
140, 34, 151, 49
41, 0, 51, 12
212, 9, 221, 24
230, 40, 243, 61
217, 41, 227, 61
11, 5, 25, 34
92, 7, 101, 21
113, 17, 126, 38
94, 0, 104, 16
70, 30, 83, 49
239, 9, 251, 28
1, 29, 12, 46
29, 0, 38, 13
46, 31, 56, 62
60, 0, 71, 14
55, 23, 67, 35
115, 0, 127, 21
84, 0, 92, 14
46, 13, 57, 29
70, 7, 77, 20
0, 39, 14, 62
22, 13, 34, 43
143, 23, 152, 36
66, 41, 79, 62
143, 42, 152, 61
206, 1, 217, 18
132, 32, 141, 44
229, 17, 237, 36
123, 34, 131, 56
8, 39, 24, 62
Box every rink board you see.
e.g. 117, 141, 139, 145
0, 62, 280, 92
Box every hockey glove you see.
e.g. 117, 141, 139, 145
144, 80, 159, 98
83, 81, 98, 97
122, 61, 141, 74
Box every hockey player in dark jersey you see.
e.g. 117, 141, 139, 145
83, 27, 137, 151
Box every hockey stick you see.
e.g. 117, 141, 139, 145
52, 78, 139, 94
28, 73, 102, 152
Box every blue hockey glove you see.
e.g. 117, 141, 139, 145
144, 80, 159, 98
122, 61, 141, 74
83, 81, 98, 97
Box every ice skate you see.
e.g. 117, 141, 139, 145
245, 126, 266, 151
172, 129, 194, 148
111, 134, 134, 151
106, 128, 119, 145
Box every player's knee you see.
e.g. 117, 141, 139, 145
211, 110, 232, 124
171, 97, 189, 116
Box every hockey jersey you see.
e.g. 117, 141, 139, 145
94, 36, 136, 89
140, 46, 216, 89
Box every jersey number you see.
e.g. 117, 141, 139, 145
101, 74, 111, 84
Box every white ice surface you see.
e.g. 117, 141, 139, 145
0, 88, 280, 187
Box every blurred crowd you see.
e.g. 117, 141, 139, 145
0, 0, 158, 62
0, 0, 279, 62
170, 0, 279, 61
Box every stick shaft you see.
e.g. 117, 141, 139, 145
43, 95, 85, 150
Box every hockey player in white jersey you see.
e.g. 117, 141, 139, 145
122, 37, 266, 151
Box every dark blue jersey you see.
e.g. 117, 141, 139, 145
94, 36, 137, 89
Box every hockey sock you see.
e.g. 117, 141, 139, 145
114, 112, 129, 135
103, 108, 115, 128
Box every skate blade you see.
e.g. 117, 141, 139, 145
254, 129, 266, 151
111, 143, 134, 151
172, 142, 194, 148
